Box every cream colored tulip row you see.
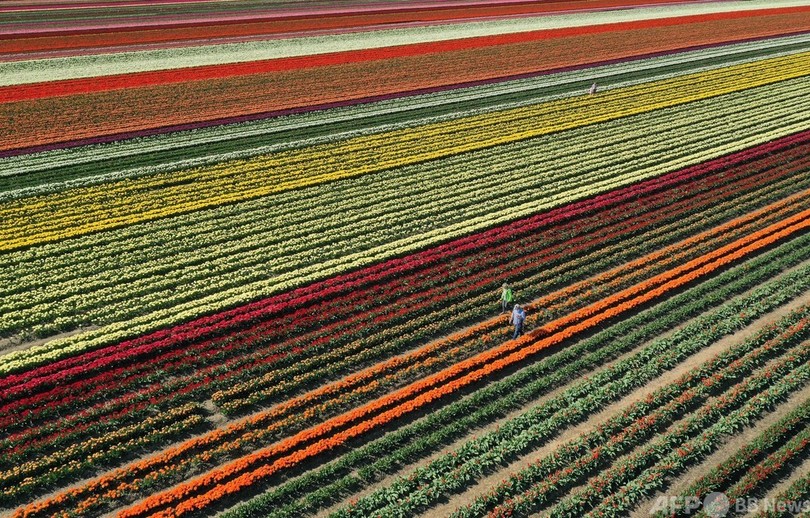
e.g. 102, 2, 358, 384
1, 0, 799, 87
0, 81, 805, 340
1, 52, 808, 253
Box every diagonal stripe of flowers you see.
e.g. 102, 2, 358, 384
118, 204, 810, 518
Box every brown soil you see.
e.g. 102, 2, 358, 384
202, 399, 229, 427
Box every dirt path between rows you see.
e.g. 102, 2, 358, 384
630, 371, 810, 517
312, 265, 810, 518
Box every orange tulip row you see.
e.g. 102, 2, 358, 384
16, 190, 809, 518
119, 207, 810, 517
4, 10, 809, 154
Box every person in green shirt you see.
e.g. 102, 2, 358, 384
500, 283, 514, 313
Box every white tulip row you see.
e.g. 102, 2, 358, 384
3, 32, 807, 208
0, 0, 799, 86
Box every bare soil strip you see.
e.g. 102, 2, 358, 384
0, 325, 98, 355
432, 279, 810, 517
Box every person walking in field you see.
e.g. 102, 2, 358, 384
510, 303, 527, 339
500, 283, 514, 313
589, 82, 598, 95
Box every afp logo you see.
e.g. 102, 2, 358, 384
650, 492, 730, 517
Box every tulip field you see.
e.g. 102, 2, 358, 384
3, 0, 810, 517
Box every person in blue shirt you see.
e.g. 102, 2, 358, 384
509, 303, 526, 339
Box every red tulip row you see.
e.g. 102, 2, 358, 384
726, 427, 810, 505
0, 0, 695, 56
755, 472, 810, 518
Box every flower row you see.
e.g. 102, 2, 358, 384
6, 148, 778, 440
4, 116, 790, 384
3, 51, 806, 253
0, 403, 206, 504
756, 473, 810, 518
5, 163, 801, 432
659, 398, 810, 516
213, 181, 810, 415
554, 347, 810, 518
453, 296, 810, 517
0, 0, 695, 57
4, 89, 804, 345
1, 110, 800, 516
12, 3, 782, 87
235, 235, 810, 518
6, 144, 777, 406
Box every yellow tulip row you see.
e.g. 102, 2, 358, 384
1, 51, 808, 252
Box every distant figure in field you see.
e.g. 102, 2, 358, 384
589, 82, 598, 95
500, 283, 514, 313
510, 304, 527, 339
